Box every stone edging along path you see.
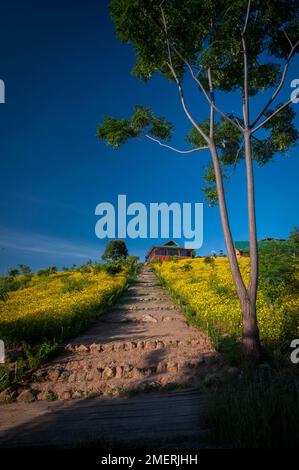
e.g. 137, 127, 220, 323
14, 266, 222, 401
0, 266, 227, 448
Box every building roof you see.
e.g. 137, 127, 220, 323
145, 241, 193, 258
235, 238, 287, 251
161, 240, 180, 247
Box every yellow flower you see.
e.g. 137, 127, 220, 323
0, 271, 127, 344
153, 258, 299, 345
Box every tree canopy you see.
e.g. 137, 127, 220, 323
99, 0, 299, 205
102, 239, 129, 261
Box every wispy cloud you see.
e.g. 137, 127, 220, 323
0, 190, 88, 215
0, 228, 100, 260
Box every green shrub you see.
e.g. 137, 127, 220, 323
102, 239, 128, 261
181, 262, 193, 272
0, 367, 10, 392
166, 255, 179, 262
150, 258, 162, 266
23, 340, 58, 370
123, 256, 141, 278
102, 260, 123, 275
204, 256, 215, 265
259, 248, 297, 304
93, 263, 103, 273
207, 368, 299, 449
60, 276, 92, 293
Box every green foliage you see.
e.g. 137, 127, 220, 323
180, 262, 193, 272
166, 255, 179, 262
0, 367, 10, 393
259, 239, 298, 303
102, 239, 128, 261
7, 268, 19, 277
92, 263, 103, 273
60, 276, 92, 293
149, 116, 173, 140
17, 264, 32, 276
0, 340, 59, 393
130, 105, 153, 131
0, 288, 8, 302
262, 105, 298, 155
37, 266, 57, 277
124, 255, 141, 278
97, 105, 172, 148
289, 226, 299, 256
150, 258, 162, 266
104, 1, 299, 206
102, 260, 123, 275
0, 273, 32, 300
109, 0, 299, 89
208, 368, 299, 448
97, 116, 137, 148
204, 256, 215, 265
23, 340, 58, 370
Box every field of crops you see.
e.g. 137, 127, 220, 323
0, 270, 127, 345
152, 258, 299, 346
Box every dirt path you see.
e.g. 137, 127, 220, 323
0, 267, 222, 448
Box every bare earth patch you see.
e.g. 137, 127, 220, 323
0, 267, 226, 448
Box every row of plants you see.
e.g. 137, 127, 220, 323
0, 270, 128, 345
0, 241, 141, 394
151, 254, 299, 352
151, 238, 299, 448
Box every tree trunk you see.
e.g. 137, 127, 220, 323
241, 27, 261, 362
209, 142, 247, 300
210, 140, 261, 363
243, 131, 261, 362
240, 294, 261, 362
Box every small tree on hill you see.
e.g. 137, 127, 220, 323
18, 264, 32, 276
102, 240, 128, 261
289, 227, 299, 256
7, 268, 20, 278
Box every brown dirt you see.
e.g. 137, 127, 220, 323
0, 266, 225, 448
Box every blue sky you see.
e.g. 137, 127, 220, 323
0, 0, 298, 273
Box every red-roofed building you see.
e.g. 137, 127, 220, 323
145, 240, 195, 262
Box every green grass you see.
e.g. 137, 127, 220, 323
207, 367, 299, 448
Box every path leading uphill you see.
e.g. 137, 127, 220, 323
0, 267, 224, 448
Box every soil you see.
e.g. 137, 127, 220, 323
0, 267, 225, 449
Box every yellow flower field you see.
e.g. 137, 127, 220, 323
0, 271, 127, 344
153, 258, 299, 345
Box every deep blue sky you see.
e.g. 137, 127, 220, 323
0, 0, 298, 273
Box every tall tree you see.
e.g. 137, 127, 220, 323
102, 239, 129, 261
97, 0, 299, 362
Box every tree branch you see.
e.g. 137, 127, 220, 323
160, 5, 210, 146
145, 134, 208, 154
227, 138, 245, 178
171, 45, 244, 132
241, 8, 250, 128
208, 68, 215, 138
251, 39, 299, 128
283, 29, 294, 49
251, 94, 299, 134
242, 0, 252, 35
